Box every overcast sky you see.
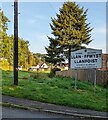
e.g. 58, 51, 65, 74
1, 1, 106, 54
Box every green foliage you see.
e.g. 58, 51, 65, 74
36, 53, 46, 62
18, 38, 30, 68
30, 72, 40, 79
32, 54, 41, 65
49, 67, 61, 78
45, 37, 65, 65
0, 8, 10, 33
2, 60, 9, 66
46, 2, 93, 66
0, 8, 10, 60
1, 34, 31, 68
1, 9, 43, 68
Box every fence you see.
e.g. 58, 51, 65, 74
56, 69, 108, 85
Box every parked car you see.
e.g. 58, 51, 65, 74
28, 67, 34, 71
28, 67, 37, 71
18, 66, 22, 71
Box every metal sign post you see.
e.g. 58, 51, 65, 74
74, 69, 77, 90
94, 69, 97, 95
71, 48, 102, 93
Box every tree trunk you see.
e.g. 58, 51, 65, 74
68, 46, 71, 69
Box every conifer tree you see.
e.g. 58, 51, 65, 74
45, 36, 65, 65
46, 2, 93, 68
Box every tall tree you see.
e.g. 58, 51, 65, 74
28, 52, 34, 67
0, 8, 10, 61
46, 2, 93, 68
32, 53, 41, 65
18, 38, 30, 68
45, 36, 64, 65
0, 9, 33, 69
0, 8, 9, 34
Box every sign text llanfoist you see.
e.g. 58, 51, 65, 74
71, 48, 102, 69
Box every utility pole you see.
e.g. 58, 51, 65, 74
14, 0, 18, 85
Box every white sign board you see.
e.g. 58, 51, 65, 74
71, 48, 102, 69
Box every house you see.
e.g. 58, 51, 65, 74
56, 62, 69, 70
31, 63, 49, 71
99, 54, 108, 70
40, 63, 49, 71
64, 63, 69, 70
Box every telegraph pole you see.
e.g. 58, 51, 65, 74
14, 0, 18, 85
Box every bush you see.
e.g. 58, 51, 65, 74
49, 67, 61, 78
30, 73, 39, 79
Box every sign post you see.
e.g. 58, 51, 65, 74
71, 48, 102, 93
74, 69, 77, 90
94, 69, 97, 95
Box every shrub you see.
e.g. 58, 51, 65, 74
30, 73, 39, 79
49, 67, 61, 78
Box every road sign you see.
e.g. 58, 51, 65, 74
71, 48, 102, 69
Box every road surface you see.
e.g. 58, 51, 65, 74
2, 106, 77, 119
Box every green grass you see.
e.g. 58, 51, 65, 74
1, 70, 107, 112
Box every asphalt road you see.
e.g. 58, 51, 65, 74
2, 106, 77, 119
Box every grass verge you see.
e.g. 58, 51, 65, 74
0, 102, 28, 110
1, 70, 108, 112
